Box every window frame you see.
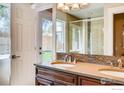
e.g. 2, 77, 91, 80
56, 19, 66, 52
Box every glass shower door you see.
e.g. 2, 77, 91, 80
0, 4, 11, 85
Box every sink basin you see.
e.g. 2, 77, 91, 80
51, 61, 75, 67
99, 68, 124, 78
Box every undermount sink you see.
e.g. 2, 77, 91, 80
99, 68, 124, 78
51, 61, 75, 67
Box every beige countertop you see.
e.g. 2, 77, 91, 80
35, 61, 124, 84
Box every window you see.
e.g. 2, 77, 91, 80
0, 4, 10, 55
56, 20, 66, 52
69, 23, 82, 53
41, 18, 53, 62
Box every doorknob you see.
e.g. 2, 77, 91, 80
12, 55, 20, 59
39, 47, 42, 50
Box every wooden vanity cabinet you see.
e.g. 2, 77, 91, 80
35, 66, 123, 85
35, 67, 77, 85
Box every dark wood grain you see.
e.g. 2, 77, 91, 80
35, 67, 77, 85
35, 66, 123, 85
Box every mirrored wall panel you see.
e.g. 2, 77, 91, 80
56, 3, 104, 55
69, 18, 104, 55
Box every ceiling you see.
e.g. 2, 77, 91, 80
65, 3, 104, 19
34, 3, 104, 19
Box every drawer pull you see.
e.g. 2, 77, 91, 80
100, 78, 106, 84
100, 78, 113, 85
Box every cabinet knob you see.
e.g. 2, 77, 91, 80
100, 78, 113, 85
100, 78, 107, 85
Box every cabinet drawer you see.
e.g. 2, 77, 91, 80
36, 77, 53, 85
36, 67, 77, 85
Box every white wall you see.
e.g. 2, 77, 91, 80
104, 3, 124, 56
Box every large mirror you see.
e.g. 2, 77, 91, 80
56, 3, 104, 55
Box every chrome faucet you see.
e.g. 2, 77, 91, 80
64, 54, 76, 64
117, 58, 123, 69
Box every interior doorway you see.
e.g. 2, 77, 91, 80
38, 8, 54, 64
114, 13, 124, 56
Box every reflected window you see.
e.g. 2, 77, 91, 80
39, 9, 53, 63
69, 23, 82, 53
56, 20, 65, 52
41, 18, 53, 62
0, 4, 10, 55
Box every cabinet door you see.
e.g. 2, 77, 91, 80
78, 76, 101, 85
35, 77, 53, 85
78, 76, 119, 85
36, 67, 77, 85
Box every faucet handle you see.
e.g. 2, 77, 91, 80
117, 58, 123, 69
72, 58, 77, 64
64, 54, 68, 62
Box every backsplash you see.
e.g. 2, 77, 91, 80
56, 52, 124, 67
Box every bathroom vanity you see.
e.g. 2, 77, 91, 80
35, 62, 124, 85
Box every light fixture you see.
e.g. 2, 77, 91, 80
63, 5, 70, 11
72, 3, 79, 9
57, 3, 88, 11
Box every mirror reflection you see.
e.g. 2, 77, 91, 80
69, 18, 104, 54
56, 3, 104, 55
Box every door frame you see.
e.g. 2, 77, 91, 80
104, 5, 124, 56
36, 4, 56, 63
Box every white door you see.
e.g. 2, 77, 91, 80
11, 4, 37, 85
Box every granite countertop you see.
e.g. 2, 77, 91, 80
35, 61, 124, 85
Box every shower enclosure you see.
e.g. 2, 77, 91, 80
69, 17, 104, 55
